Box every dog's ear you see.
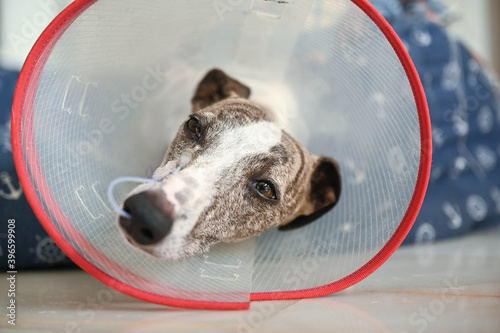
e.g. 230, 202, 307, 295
191, 68, 251, 112
279, 157, 341, 231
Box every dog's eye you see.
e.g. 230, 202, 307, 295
186, 117, 202, 138
253, 181, 277, 200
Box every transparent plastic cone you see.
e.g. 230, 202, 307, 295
12, 0, 431, 309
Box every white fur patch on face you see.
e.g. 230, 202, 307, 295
143, 120, 282, 260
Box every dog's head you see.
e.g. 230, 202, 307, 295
118, 69, 341, 260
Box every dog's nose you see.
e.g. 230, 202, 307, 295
119, 190, 174, 245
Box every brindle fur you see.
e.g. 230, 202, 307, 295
119, 69, 341, 260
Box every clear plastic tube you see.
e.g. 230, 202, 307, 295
108, 150, 193, 218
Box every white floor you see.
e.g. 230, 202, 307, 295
1, 226, 499, 333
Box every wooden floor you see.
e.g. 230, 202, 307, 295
1, 226, 499, 333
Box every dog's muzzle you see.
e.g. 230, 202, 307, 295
119, 190, 174, 245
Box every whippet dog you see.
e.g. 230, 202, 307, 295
118, 69, 341, 260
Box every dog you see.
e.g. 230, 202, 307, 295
118, 69, 341, 261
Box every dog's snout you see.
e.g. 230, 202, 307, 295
119, 190, 174, 245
